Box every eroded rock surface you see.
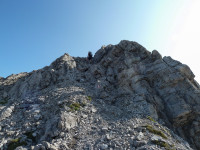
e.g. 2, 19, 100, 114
0, 40, 200, 149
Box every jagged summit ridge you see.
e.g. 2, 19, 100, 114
0, 40, 200, 150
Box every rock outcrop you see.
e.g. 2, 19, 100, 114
0, 40, 200, 150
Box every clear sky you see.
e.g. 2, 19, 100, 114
0, 0, 200, 82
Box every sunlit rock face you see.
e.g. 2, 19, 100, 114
0, 40, 200, 150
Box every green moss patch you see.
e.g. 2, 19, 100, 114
145, 125, 167, 139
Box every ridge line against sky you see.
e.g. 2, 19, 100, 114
0, 0, 200, 82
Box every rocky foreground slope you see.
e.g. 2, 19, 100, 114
1, 40, 200, 150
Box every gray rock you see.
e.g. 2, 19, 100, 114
58, 112, 77, 130
33, 144, 46, 150
15, 147, 28, 150
2, 92, 8, 98
100, 144, 108, 149
136, 132, 144, 141
41, 141, 57, 150
133, 140, 147, 147
151, 50, 162, 60
0, 106, 14, 121
93, 45, 112, 63
163, 56, 180, 67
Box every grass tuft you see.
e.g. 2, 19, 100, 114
151, 140, 175, 150
145, 125, 167, 139
69, 103, 81, 111
147, 116, 156, 122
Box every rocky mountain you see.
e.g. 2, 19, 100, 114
0, 40, 200, 150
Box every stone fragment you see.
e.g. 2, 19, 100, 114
100, 144, 108, 150
0, 106, 14, 121
58, 112, 77, 130
136, 132, 144, 141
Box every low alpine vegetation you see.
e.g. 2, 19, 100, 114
145, 125, 167, 139
69, 103, 81, 111
151, 140, 175, 150
87, 96, 92, 101
147, 116, 156, 123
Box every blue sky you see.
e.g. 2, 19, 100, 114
0, 0, 200, 82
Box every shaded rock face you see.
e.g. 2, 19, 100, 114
0, 40, 200, 150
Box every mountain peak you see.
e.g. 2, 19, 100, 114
0, 40, 200, 149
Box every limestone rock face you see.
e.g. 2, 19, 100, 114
0, 40, 200, 149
